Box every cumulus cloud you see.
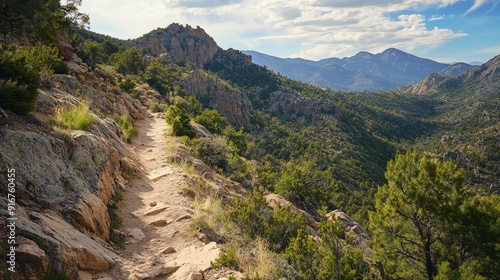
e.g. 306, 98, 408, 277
79, 0, 468, 60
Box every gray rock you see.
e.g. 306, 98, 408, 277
127, 228, 146, 243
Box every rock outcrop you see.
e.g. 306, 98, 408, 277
265, 194, 319, 230
327, 210, 372, 257
136, 23, 221, 68
179, 70, 253, 125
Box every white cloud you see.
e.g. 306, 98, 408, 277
429, 14, 446, 21
465, 0, 487, 14
78, 0, 468, 60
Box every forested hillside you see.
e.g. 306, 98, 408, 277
0, 2, 499, 278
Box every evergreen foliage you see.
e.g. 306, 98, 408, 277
195, 137, 230, 170
0, 0, 88, 44
165, 102, 195, 138
0, 46, 40, 115
195, 108, 225, 134
275, 160, 337, 215
110, 47, 144, 75
229, 187, 306, 253
143, 61, 177, 95
369, 151, 500, 280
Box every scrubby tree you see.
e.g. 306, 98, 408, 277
0, 44, 65, 115
195, 108, 225, 134
284, 229, 321, 279
222, 125, 248, 155
369, 150, 500, 280
229, 187, 306, 253
143, 61, 177, 95
0, 0, 88, 43
195, 137, 230, 170
110, 47, 144, 75
275, 160, 336, 214
0, 49, 39, 115
165, 102, 194, 138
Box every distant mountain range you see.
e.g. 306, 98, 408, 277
242, 49, 475, 92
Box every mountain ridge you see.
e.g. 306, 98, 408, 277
243, 49, 475, 92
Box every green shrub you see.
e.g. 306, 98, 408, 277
195, 137, 231, 170
284, 229, 321, 279
185, 95, 203, 116
44, 268, 72, 280
165, 102, 195, 138
211, 247, 238, 269
110, 47, 144, 75
108, 190, 125, 248
275, 160, 336, 214
0, 47, 40, 115
11, 44, 65, 78
117, 115, 139, 143
195, 109, 225, 134
225, 154, 252, 187
118, 77, 135, 92
143, 61, 177, 95
149, 101, 168, 113
223, 125, 249, 155
229, 187, 306, 252
53, 104, 94, 130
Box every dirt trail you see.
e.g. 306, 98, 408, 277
107, 113, 220, 280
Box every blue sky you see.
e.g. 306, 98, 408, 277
79, 0, 499, 63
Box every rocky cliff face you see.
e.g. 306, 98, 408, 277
136, 23, 221, 68
178, 70, 253, 125
0, 47, 145, 278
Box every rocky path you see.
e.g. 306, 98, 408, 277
107, 113, 220, 280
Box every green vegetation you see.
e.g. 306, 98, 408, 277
149, 101, 169, 113
195, 108, 225, 134
275, 160, 336, 215
44, 268, 72, 280
165, 102, 195, 138
369, 151, 500, 279
211, 247, 238, 269
2, 6, 498, 279
117, 115, 139, 143
143, 61, 178, 95
110, 47, 145, 75
229, 188, 306, 253
0, 0, 88, 44
195, 137, 231, 171
53, 104, 94, 130
0, 48, 40, 115
0, 44, 69, 115
108, 190, 125, 248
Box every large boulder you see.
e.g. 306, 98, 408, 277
15, 213, 120, 273
327, 210, 371, 257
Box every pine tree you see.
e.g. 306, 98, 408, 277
369, 151, 500, 280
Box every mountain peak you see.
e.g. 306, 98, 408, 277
382, 48, 405, 54
136, 23, 220, 67
352, 51, 374, 59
